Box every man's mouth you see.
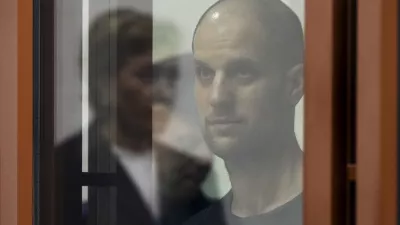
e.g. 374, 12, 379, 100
206, 117, 243, 125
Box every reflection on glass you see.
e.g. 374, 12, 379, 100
53, 0, 304, 225
81, 0, 89, 174
56, 6, 214, 225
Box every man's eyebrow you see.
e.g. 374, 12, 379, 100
193, 57, 260, 71
225, 57, 259, 68
194, 59, 212, 68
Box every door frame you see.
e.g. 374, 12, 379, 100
0, 0, 33, 225
2, 0, 398, 224
304, 0, 350, 224
357, 0, 398, 225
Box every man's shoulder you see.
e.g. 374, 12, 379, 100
184, 201, 226, 225
56, 130, 82, 151
183, 206, 213, 225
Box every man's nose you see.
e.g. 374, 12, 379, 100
209, 71, 232, 107
153, 77, 172, 99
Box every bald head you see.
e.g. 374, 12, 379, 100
192, 0, 304, 157
193, 0, 303, 71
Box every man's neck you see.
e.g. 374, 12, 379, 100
101, 120, 152, 153
225, 135, 303, 217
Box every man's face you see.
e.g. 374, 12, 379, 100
193, 14, 289, 159
114, 51, 153, 133
111, 54, 181, 137
152, 58, 179, 135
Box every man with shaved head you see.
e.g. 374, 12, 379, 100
186, 0, 304, 224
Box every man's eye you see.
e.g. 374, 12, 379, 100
231, 66, 259, 83
196, 66, 214, 80
236, 71, 253, 79
234, 70, 256, 81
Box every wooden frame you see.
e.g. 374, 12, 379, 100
4, 0, 398, 224
0, 0, 33, 225
304, 0, 351, 224
0, 0, 18, 224
357, 0, 398, 225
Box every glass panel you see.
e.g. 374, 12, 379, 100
45, 0, 305, 224
82, 186, 118, 225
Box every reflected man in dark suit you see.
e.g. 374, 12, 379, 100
56, 9, 212, 225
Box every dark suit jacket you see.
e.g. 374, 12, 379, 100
55, 124, 212, 225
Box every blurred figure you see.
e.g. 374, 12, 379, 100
186, 0, 304, 224
153, 54, 215, 225
56, 9, 213, 225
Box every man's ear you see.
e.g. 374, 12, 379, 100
286, 63, 304, 106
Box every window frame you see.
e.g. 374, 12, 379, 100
1, 0, 399, 224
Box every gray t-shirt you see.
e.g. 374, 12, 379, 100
185, 192, 302, 225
